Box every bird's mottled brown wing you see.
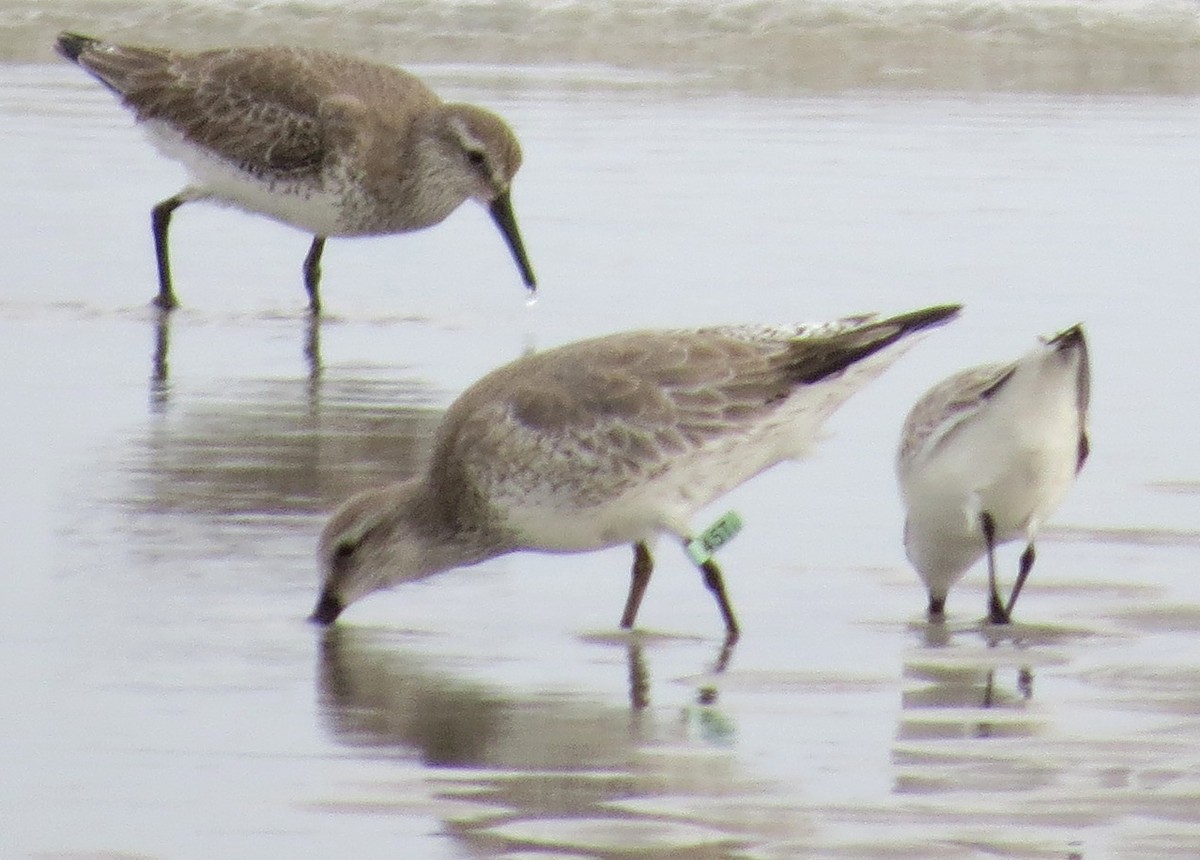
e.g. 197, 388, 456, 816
74, 43, 328, 174
429, 330, 795, 508
897, 360, 1016, 470
72, 42, 436, 177
512, 332, 791, 438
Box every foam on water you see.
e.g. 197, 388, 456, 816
6, 0, 1200, 92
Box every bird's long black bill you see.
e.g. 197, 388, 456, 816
309, 589, 344, 626
489, 191, 537, 293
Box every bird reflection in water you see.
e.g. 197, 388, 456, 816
150, 307, 171, 413
317, 627, 647, 769
900, 621, 1039, 743
317, 628, 506, 767
316, 628, 761, 856
318, 627, 736, 770
626, 634, 736, 721
147, 308, 325, 411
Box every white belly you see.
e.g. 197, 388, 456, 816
495, 423, 803, 553
900, 377, 1081, 591
143, 121, 351, 236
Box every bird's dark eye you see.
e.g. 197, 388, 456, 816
465, 149, 487, 169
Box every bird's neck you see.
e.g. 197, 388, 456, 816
405, 479, 511, 576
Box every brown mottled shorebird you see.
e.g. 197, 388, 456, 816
309, 304, 962, 639
55, 32, 536, 313
897, 323, 1090, 624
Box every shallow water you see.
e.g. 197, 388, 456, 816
2, 58, 1200, 859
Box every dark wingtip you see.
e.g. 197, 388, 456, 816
308, 590, 344, 626
786, 303, 962, 385
866, 302, 962, 349
55, 32, 98, 63
1048, 321, 1091, 419
899, 303, 963, 333
1047, 322, 1087, 352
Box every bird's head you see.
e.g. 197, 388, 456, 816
310, 481, 442, 625
443, 104, 536, 291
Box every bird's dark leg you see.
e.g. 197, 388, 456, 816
698, 558, 740, 641
982, 512, 1010, 624
712, 634, 738, 674
619, 542, 654, 630
151, 195, 185, 310
928, 593, 946, 621
303, 236, 326, 314
1005, 543, 1036, 618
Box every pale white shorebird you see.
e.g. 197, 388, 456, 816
309, 304, 962, 638
55, 32, 536, 313
897, 323, 1091, 624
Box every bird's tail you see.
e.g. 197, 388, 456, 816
54, 31, 171, 98
1044, 321, 1091, 426
1045, 322, 1087, 355
784, 303, 962, 385
55, 32, 101, 64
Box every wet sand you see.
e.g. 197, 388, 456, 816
2, 64, 1200, 858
